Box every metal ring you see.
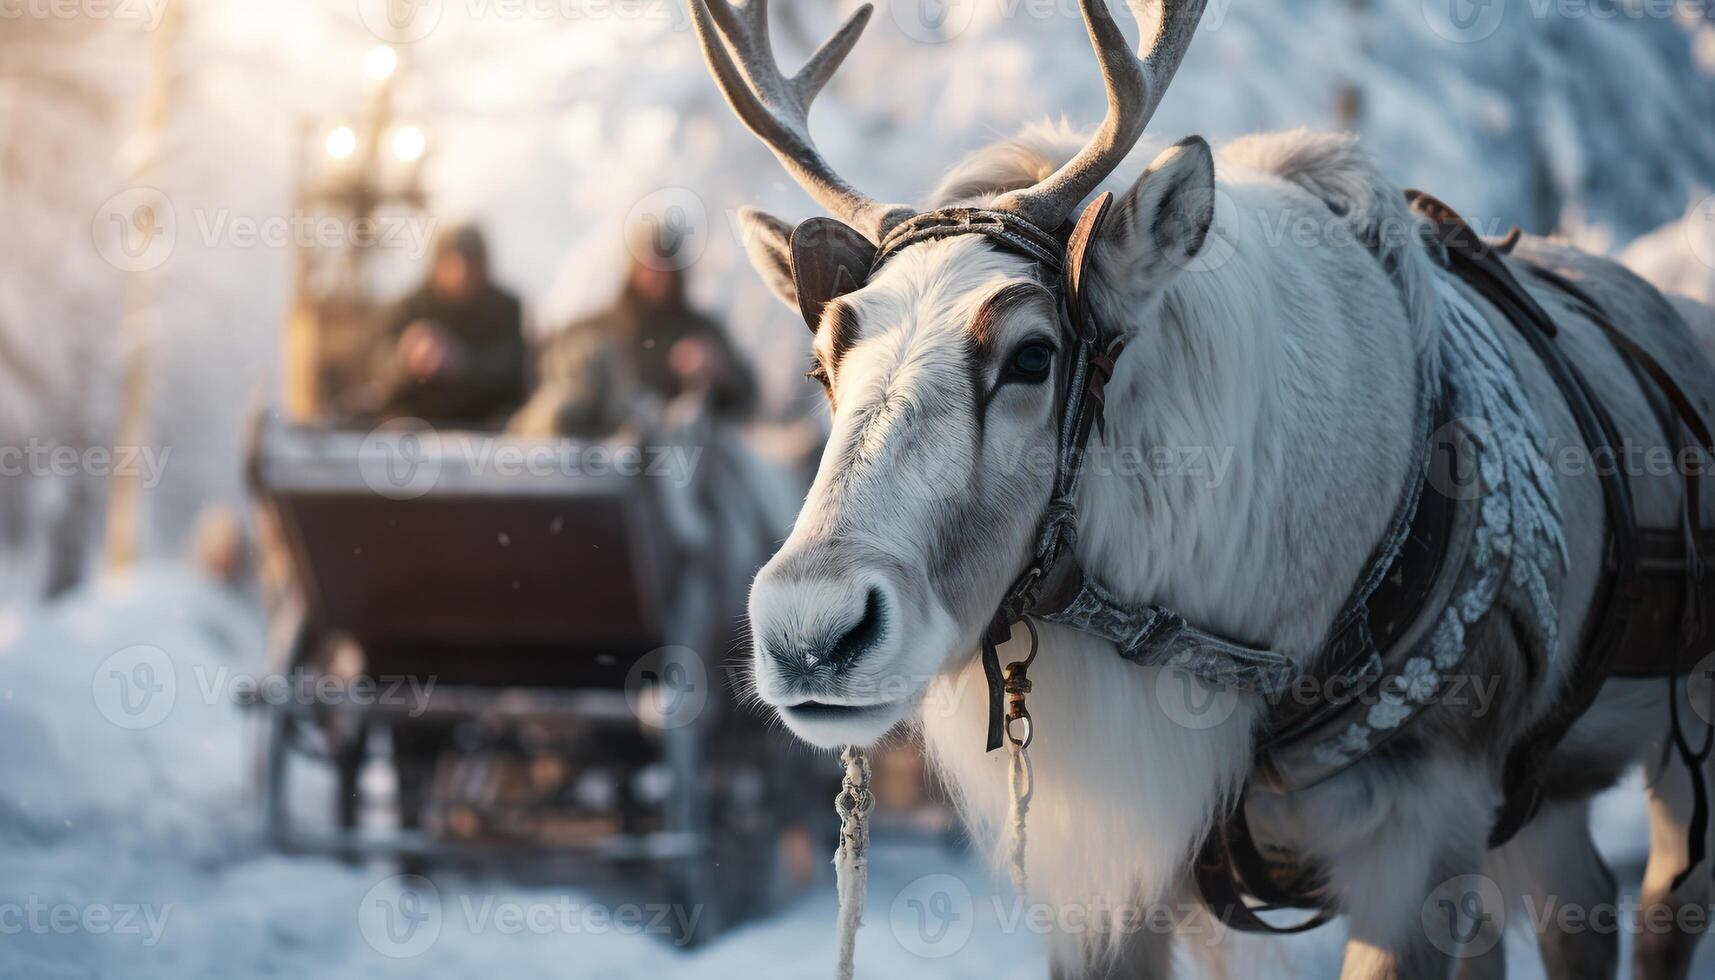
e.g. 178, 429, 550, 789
1019, 616, 1040, 668
1005, 712, 1033, 750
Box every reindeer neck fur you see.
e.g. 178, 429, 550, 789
919, 127, 1441, 962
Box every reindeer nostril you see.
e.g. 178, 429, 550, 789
826, 587, 886, 672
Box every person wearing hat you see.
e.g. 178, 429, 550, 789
521, 225, 756, 437
377, 223, 526, 427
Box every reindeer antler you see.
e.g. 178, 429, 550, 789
993, 0, 1208, 230
688, 0, 915, 244
688, 0, 1207, 243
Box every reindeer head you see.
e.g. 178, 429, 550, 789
693, 0, 1214, 747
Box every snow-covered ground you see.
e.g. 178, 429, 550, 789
0, 568, 1707, 978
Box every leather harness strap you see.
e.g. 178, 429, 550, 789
1196, 192, 1715, 933
1407, 191, 1645, 850
1407, 191, 1713, 857
788, 184, 1715, 933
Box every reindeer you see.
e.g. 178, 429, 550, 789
688, 0, 1715, 976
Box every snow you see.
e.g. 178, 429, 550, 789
0, 568, 1707, 978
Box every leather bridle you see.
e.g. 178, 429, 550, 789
785, 192, 1322, 755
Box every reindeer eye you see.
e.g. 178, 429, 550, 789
806, 364, 832, 396
1006, 341, 1054, 383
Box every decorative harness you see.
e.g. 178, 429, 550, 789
802, 189, 1715, 957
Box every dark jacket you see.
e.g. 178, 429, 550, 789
548, 283, 758, 427
380, 284, 526, 427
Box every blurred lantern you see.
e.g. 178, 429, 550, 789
285, 38, 429, 422
391, 125, 425, 164
364, 45, 398, 82
324, 125, 358, 161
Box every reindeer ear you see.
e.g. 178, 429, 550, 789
1094, 136, 1217, 295
737, 207, 799, 310
788, 217, 875, 334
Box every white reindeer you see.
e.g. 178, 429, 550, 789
689, 0, 1715, 976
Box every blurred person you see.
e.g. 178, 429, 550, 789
513, 234, 755, 437
377, 224, 526, 427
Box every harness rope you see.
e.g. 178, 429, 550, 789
1004, 618, 1040, 895
832, 746, 872, 980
